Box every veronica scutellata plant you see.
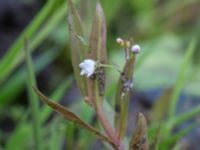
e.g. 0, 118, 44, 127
34, 0, 148, 150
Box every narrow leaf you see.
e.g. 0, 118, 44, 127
88, 2, 107, 63
129, 113, 149, 150
0, 0, 56, 84
169, 38, 197, 118
67, 0, 87, 96
0, 48, 60, 106
24, 39, 42, 150
86, 2, 107, 105
85, 3, 120, 146
34, 87, 117, 149
115, 54, 136, 140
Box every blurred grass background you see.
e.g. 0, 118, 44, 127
0, 0, 200, 149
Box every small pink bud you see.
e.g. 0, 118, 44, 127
116, 38, 123, 43
131, 44, 141, 54
116, 38, 124, 46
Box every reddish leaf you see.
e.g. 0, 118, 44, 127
34, 87, 117, 149
129, 113, 149, 150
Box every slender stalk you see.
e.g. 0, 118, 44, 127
24, 39, 42, 150
96, 106, 124, 150
90, 90, 124, 149
100, 64, 121, 73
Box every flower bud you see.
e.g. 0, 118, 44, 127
116, 38, 125, 46
131, 44, 141, 54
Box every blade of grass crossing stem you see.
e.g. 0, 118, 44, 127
0, 48, 60, 106
0, 0, 56, 83
169, 38, 197, 118
24, 39, 42, 150
6, 78, 72, 149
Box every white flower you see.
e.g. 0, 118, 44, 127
131, 44, 141, 54
79, 59, 96, 77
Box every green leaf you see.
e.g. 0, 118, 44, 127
86, 1, 107, 106
160, 122, 199, 149
88, 2, 107, 63
67, 0, 87, 97
24, 39, 42, 150
0, 48, 60, 106
115, 53, 136, 140
169, 37, 197, 118
0, 0, 56, 84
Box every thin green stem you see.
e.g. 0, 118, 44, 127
99, 64, 121, 73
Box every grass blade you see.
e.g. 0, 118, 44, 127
169, 38, 197, 118
24, 39, 42, 150
0, 48, 60, 106
0, 0, 56, 83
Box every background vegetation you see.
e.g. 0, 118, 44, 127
0, 0, 200, 149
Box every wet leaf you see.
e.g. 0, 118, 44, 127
34, 87, 117, 149
67, 0, 87, 96
115, 54, 136, 140
129, 113, 149, 150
